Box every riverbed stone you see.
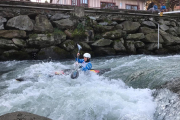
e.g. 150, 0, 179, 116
53, 19, 74, 30
0, 30, 26, 38
6, 15, 34, 31
122, 21, 140, 33
50, 13, 70, 21
38, 46, 72, 60
0, 38, 18, 50
126, 33, 145, 40
92, 39, 113, 47
34, 15, 53, 33
102, 29, 126, 39
0, 111, 51, 120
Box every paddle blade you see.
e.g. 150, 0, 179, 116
77, 44, 82, 52
71, 70, 79, 79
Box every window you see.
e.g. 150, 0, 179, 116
72, 0, 88, 7
126, 5, 138, 10
101, 2, 115, 9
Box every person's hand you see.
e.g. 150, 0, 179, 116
77, 53, 80, 56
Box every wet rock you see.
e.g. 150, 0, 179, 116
12, 38, 27, 48
79, 42, 92, 51
92, 39, 113, 47
142, 21, 156, 28
145, 43, 162, 51
125, 41, 136, 54
167, 27, 178, 36
0, 11, 14, 18
38, 46, 72, 60
0, 30, 26, 38
0, 16, 7, 30
135, 41, 145, 48
60, 40, 75, 51
137, 49, 153, 54
144, 33, 164, 43
2, 50, 30, 60
113, 38, 126, 52
126, 33, 145, 40
122, 21, 140, 33
50, 13, 70, 21
27, 34, 65, 48
34, 15, 53, 33
53, 19, 74, 30
160, 30, 180, 45
23, 48, 39, 53
112, 17, 126, 22
94, 25, 114, 33
160, 24, 169, 31
155, 48, 169, 54
65, 30, 73, 38
0, 38, 18, 50
139, 27, 155, 35
102, 29, 126, 39
6, 15, 34, 31
94, 47, 116, 56
98, 22, 108, 26
115, 24, 123, 30
0, 111, 51, 120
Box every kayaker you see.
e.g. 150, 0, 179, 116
76, 53, 92, 71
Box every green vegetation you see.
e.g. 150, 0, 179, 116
29, 34, 38, 39
72, 23, 87, 39
53, 28, 65, 36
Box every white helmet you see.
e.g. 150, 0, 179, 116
83, 53, 91, 58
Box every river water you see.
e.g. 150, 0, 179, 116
0, 55, 180, 120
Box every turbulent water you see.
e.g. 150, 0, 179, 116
1, 55, 180, 120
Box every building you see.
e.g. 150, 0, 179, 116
51, 0, 146, 10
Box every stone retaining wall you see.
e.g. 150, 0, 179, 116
0, 1, 180, 60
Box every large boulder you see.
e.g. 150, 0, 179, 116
0, 11, 14, 18
12, 38, 27, 48
53, 19, 74, 30
0, 30, 26, 38
125, 41, 136, 54
139, 27, 155, 35
112, 17, 126, 22
102, 29, 126, 39
122, 21, 140, 33
0, 111, 51, 120
113, 38, 126, 52
126, 33, 145, 40
144, 33, 164, 43
160, 30, 180, 45
94, 25, 114, 33
145, 43, 162, 51
60, 40, 75, 51
160, 24, 169, 31
38, 46, 72, 60
93, 47, 116, 56
50, 13, 70, 21
2, 50, 30, 60
79, 42, 92, 51
165, 45, 180, 53
142, 21, 156, 28
0, 16, 7, 30
176, 27, 180, 36
167, 27, 178, 37
92, 39, 113, 47
34, 15, 54, 33
135, 41, 145, 48
0, 38, 18, 50
27, 33, 66, 48
6, 15, 34, 31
